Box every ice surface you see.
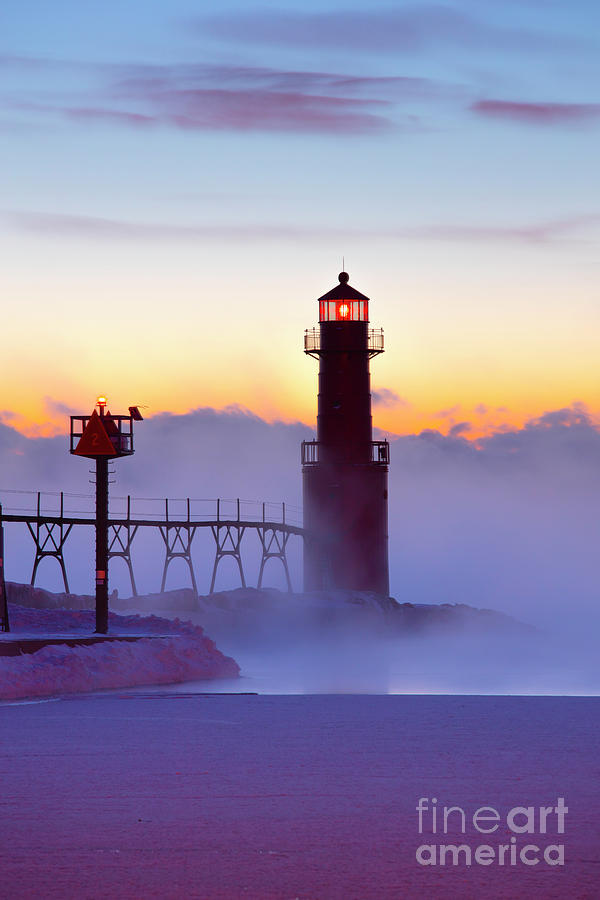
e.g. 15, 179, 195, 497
0, 606, 239, 701
1, 694, 598, 899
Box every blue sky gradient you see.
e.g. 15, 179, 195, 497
2, 1, 599, 435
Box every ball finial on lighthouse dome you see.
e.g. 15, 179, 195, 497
338, 271, 349, 284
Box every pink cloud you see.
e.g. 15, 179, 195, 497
4, 210, 599, 246
472, 99, 600, 125
401, 214, 600, 243
152, 88, 390, 133
4, 58, 443, 136
64, 108, 156, 127
112, 64, 446, 100
198, 7, 580, 55
436, 405, 461, 419
372, 389, 410, 409
448, 422, 471, 437
17, 88, 392, 136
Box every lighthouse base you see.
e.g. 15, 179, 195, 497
303, 463, 389, 596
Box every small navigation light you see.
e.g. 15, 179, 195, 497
97, 396, 107, 410
339, 303, 350, 319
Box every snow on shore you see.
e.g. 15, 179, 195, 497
0, 606, 239, 702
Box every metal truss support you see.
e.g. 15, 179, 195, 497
27, 492, 72, 593
0, 491, 303, 603
159, 498, 198, 597
108, 495, 139, 597
257, 502, 292, 591
0, 504, 9, 632
209, 498, 247, 593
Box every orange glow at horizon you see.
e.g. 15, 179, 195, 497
4, 388, 599, 443
2, 233, 599, 444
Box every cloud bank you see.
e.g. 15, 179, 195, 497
1, 404, 599, 638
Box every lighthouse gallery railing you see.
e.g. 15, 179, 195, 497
304, 328, 384, 354
301, 440, 390, 466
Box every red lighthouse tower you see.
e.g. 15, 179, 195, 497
302, 272, 390, 595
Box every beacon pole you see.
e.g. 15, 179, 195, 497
95, 454, 109, 634
70, 397, 142, 636
0, 503, 9, 633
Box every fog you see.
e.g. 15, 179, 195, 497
126, 588, 600, 697
2, 403, 600, 692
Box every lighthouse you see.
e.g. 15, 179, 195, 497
302, 272, 390, 595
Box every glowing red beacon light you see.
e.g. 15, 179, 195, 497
317, 272, 369, 323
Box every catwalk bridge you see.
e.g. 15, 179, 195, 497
0, 489, 304, 598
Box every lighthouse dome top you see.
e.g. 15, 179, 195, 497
317, 272, 370, 304
317, 272, 370, 323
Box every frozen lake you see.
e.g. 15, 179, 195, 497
2, 693, 598, 898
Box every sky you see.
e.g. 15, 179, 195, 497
2, 0, 600, 438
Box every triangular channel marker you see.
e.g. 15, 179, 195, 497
102, 411, 125, 454
102, 411, 119, 436
73, 409, 119, 458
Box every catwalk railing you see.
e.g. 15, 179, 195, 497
0, 489, 304, 599
301, 440, 390, 466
